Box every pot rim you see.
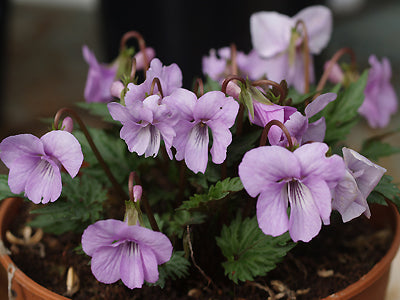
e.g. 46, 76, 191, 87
0, 197, 399, 300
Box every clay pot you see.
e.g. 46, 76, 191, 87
0, 198, 68, 300
0, 197, 399, 300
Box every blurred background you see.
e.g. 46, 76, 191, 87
0, 0, 400, 299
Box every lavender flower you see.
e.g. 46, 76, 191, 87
164, 89, 239, 174
125, 58, 182, 103
108, 94, 176, 159
333, 147, 386, 222
250, 6, 332, 92
269, 93, 337, 146
82, 45, 117, 103
0, 131, 83, 204
239, 143, 345, 242
81, 219, 172, 289
358, 55, 398, 128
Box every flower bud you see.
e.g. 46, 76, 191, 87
133, 185, 143, 202
110, 81, 125, 99
324, 60, 344, 84
134, 47, 156, 70
226, 81, 241, 100
62, 117, 74, 133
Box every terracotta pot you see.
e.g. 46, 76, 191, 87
0, 198, 68, 300
0, 197, 399, 300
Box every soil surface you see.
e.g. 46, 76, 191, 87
6, 204, 393, 300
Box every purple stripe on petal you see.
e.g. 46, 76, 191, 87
185, 123, 209, 174
120, 243, 144, 289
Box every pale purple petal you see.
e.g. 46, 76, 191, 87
277, 111, 308, 145
342, 147, 386, 198
144, 126, 161, 158
91, 245, 123, 284
193, 91, 230, 121
202, 49, 227, 81
122, 125, 151, 156
134, 47, 156, 70
82, 219, 127, 256
110, 81, 124, 99
185, 123, 209, 174
302, 117, 326, 143
302, 177, 332, 223
324, 61, 344, 84
294, 143, 332, 179
157, 122, 175, 159
121, 225, 173, 264
293, 5, 332, 55
288, 52, 315, 93
239, 146, 301, 197
252, 102, 285, 128
108, 102, 134, 124
24, 158, 62, 204
163, 88, 196, 121
288, 181, 321, 242
256, 185, 289, 237
250, 11, 292, 58
0, 134, 44, 169
7, 156, 40, 195
207, 121, 232, 164
146, 58, 182, 96
41, 130, 83, 178
304, 93, 337, 118
120, 243, 144, 289
140, 246, 159, 283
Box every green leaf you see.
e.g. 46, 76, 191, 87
0, 174, 20, 200
361, 139, 400, 161
322, 70, 369, 144
368, 175, 400, 212
75, 102, 116, 123
29, 173, 107, 234
148, 251, 190, 288
178, 177, 243, 211
166, 210, 206, 238
216, 215, 295, 284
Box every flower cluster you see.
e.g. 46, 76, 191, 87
0, 4, 399, 296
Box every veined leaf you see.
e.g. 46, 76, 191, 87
178, 177, 243, 211
368, 175, 400, 212
216, 214, 295, 284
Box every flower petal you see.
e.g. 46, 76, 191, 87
256, 184, 289, 237
163, 88, 196, 121
303, 177, 332, 223
140, 246, 159, 283
144, 126, 161, 158
250, 11, 292, 57
239, 146, 300, 197
41, 130, 83, 178
82, 219, 127, 257
7, 156, 40, 196
91, 245, 123, 285
0, 134, 44, 169
302, 117, 326, 143
24, 158, 62, 204
288, 180, 321, 242
184, 123, 209, 174
208, 120, 232, 164
120, 243, 144, 289
304, 93, 337, 118
293, 5, 332, 54
108, 102, 134, 124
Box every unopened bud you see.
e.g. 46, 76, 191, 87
62, 117, 74, 133
110, 81, 125, 99
324, 61, 344, 84
134, 47, 156, 70
133, 185, 142, 202
226, 81, 241, 100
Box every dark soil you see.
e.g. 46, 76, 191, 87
7, 203, 393, 300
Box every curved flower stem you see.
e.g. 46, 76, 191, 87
252, 79, 286, 105
230, 43, 238, 75
316, 47, 357, 95
130, 58, 137, 82
221, 75, 247, 95
132, 172, 160, 232
53, 108, 128, 201
120, 30, 150, 71
295, 20, 310, 94
221, 75, 247, 136
149, 77, 164, 99
260, 120, 294, 150
193, 78, 204, 98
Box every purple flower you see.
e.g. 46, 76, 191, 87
269, 93, 337, 146
83, 45, 117, 103
0, 131, 83, 204
108, 94, 176, 159
125, 58, 182, 103
250, 6, 332, 92
333, 147, 386, 222
239, 143, 345, 242
82, 219, 173, 289
358, 55, 398, 128
164, 89, 239, 174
